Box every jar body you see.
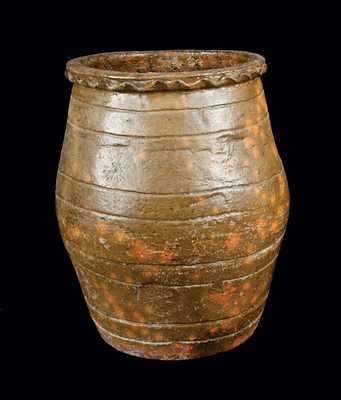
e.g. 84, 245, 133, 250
56, 77, 289, 359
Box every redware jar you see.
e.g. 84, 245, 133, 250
56, 50, 289, 360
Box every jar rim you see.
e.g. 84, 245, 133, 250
65, 50, 267, 92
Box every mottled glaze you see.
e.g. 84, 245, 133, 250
56, 50, 289, 360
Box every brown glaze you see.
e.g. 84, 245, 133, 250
56, 50, 289, 360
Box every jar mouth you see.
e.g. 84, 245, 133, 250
66, 50, 266, 92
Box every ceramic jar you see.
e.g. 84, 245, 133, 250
56, 50, 289, 359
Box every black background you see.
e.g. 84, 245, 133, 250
1, 6, 334, 394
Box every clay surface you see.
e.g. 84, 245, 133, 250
56, 50, 289, 360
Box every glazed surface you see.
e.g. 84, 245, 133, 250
56, 75, 289, 360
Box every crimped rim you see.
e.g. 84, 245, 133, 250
66, 50, 267, 92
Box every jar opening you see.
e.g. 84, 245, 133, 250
78, 50, 255, 74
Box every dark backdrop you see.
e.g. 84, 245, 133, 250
2, 6, 333, 394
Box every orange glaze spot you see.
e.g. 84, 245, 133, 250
242, 159, 250, 167
134, 248, 149, 262
123, 275, 134, 283
244, 118, 254, 127
132, 311, 142, 321
270, 194, 277, 205
191, 271, 201, 281
252, 124, 260, 135
223, 282, 237, 293
211, 206, 220, 215
255, 218, 267, 239
139, 327, 149, 337
278, 175, 286, 194
110, 271, 118, 280
244, 137, 255, 149
208, 291, 232, 306
151, 93, 162, 103
84, 174, 92, 183
226, 232, 240, 250
188, 335, 197, 341
221, 319, 233, 330
186, 160, 193, 171
173, 343, 186, 352
255, 217, 266, 227
244, 255, 253, 265
261, 191, 268, 201
133, 240, 153, 262
160, 248, 173, 263
270, 220, 280, 233
142, 270, 153, 279
250, 294, 258, 305
276, 205, 285, 216
96, 222, 109, 235
230, 307, 240, 316
231, 335, 245, 349
179, 94, 188, 108
114, 230, 126, 243
209, 326, 220, 335
271, 143, 277, 156
68, 226, 81, 240
242, 282, 252, 290
153, 332, 164, 341
107, 320, 117, 331
72, 162, 80, 175
196, 195, 208, 203
137, 152, 146, 161
280, 184, 286, 197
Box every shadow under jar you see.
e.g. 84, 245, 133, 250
56, 50, 289, 360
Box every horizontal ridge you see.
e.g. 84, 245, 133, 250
66, 112, 269, 139
57, 169, 283, 196
75, 254, 277, 287
64, 233, 284, 267
94, 314, 261, 345
88, 300, 266, 327
56, 193, 287, 224
71, 89, 264, 113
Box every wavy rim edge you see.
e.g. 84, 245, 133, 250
65, 50, 267, 92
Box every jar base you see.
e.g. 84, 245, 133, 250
96, 318, 260, 360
